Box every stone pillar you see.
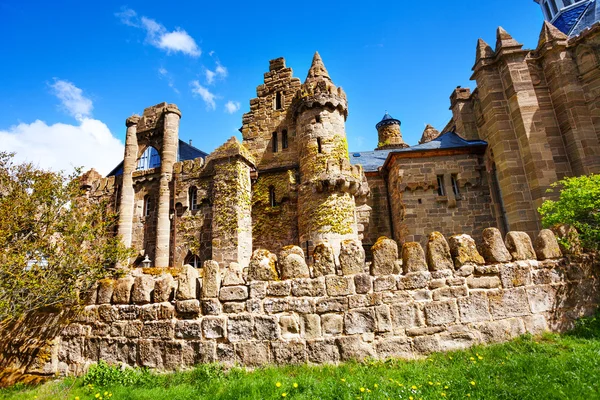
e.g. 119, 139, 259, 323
449, 87, 480, 141
117, 115, 140, 249
154, 105, 181, 267
208, 137, 255, 266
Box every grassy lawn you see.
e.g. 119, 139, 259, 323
1, 316, 599, 400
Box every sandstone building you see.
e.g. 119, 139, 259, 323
83, 0, 600, 269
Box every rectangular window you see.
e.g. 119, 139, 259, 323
451, 175, 460, 196
272, 132, 278, 153
282, 130, 288, 149
549, 0, 559, 14
437, 175, 446, 196
544, 1, 553, 18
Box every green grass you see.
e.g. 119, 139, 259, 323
2, 314, 600, 400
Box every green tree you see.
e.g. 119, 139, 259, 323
0, 152, 130, 324
538, 174, 600, 251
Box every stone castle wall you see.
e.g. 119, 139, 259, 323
5, 228, 598, 378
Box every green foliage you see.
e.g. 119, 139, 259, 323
568, 310, 600, 339
82, 361, 150, 387
538, 174, 600, 251
0, 152, 131, 324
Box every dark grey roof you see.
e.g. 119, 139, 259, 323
552, 1, 590, 35
568, 0, 599, 37
350, 132, 487, 172
375, 112, 401, 130
107, 140, 209, 177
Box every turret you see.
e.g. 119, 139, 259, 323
375, 112, 408, 150
292, 52, 361, 257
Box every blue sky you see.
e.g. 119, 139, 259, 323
0, 0, 544, 175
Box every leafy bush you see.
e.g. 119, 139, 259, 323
568, 311, 600, 339
538, 174, 600, 251
82, 361, 150, 387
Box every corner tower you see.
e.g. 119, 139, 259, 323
292, 52, 362, 256
375, 112, 408, 150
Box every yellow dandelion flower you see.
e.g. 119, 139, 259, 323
436, 382, 441, 386
276, 382, 282, 388
282, 393, 287, 398
444, 386, 449, 389
389, 378, 394, 382
411, 385, 417, 390
469, 357, 475, 361
367, 389, 371, 393
478, 356, 483, 360
429, 381, 433, 385
449, 356, 453, 360
360, 387, 366, 392
409, 397, 414, 400
341, 378, 346, 382
95, 395, 100, 399
470, 381, 476, 386
293, 383, 298, 388
75, 397, 80, 400
104, 392, 108, 396
441, 393, 447, 398
374, 383, 378, 388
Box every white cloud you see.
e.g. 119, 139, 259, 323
50, 79, 93, 121
0, 80, 124, 175
157, 67, 179, 94
205, 62, 227, 84
190, 81, 216, 110
224, 101, 240, 114
117, 9, 200, 57
205, 69, 216, 85
158, 67, 168, 76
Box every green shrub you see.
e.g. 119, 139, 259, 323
568, 311, 600, 339
82, 361, 149, 387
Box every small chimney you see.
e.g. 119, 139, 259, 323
189, 139, 192, 146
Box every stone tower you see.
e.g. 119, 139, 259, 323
375, 112, 409, 150
293, 52, 362, 256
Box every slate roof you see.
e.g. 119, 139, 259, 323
350, 132, 487, 173
107, 140, 208, 177
554, 1, 591, 35
569, 0, 600, 37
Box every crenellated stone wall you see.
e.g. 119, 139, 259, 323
3, 228, 597, 379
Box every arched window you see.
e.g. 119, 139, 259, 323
272, 132, 278, 153
184, 251, 202, 268
269, 186, 277, 207
143, 195, 152, 217
282, 129, 288, 149
189, 186, 198, 210
137, 146, 161, 170
275, 92, 283, 110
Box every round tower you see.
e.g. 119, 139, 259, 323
293, 52, 362, 257
375, 112, 408, 150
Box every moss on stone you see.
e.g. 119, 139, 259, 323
312, 193, 355, 235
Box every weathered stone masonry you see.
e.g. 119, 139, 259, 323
6, 228, 598, 376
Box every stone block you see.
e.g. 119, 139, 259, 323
476, 318, 526, 343
354, 273, 372, 294
272, 340, 307, 364
406, 326, 444, 336
448, 234, 485, 267
289, 298, 315, 314
117, 305, 138, 320
316, 297, 348, 314
526, 285, 557, 313
279, 245, 305, 261
321, 313, 344, 335
263, 298, 289, 314
402, 242, 428, 273
177, 264, 199, 300
132, 275, 154, 304
382, 291, 412, 305
153, 274, 174, 303
499, 264, 531, 288
488, 288, 530, 319
466, 276, 501, 289
228, 314, 254, 342
291, 277, 326, 297
249, 281, 268, 298
412, 335, 441, 354
373, 275, 397, 292
424, 300, 458, 326
399, 272, 430, 290
438, 326, 480, 352
235, 341, 269, 366
112, 277, 134, 304
313, 241, 336, 277
202, 260, 221, 298
376, 337, 413, 359
98, 304, 119, 323
344, 308, 376, 335
432, 286, 468, 301
280, 314, 301, 338
247, 249, 278, 281
216, 343, 235, 365
481, 227, 511, 263
142, 321, 174, 339
175, 320, 203, 339
371, 237, 398, 275
505, 231, 536, 261
339, 239, 366, 275
523, 314, 549, 334
139, 303, 174, 320
426, 232, 454, 271
97, 279, 115, 305
254, 315, 280, 340
182, 341, 216, 366
390, 304, 421, 329
326, 275, 355, 296
175, 299, 200, 315
202, 316, 227, 339
222, 262, 246, 286
138, 339, 163, 368
201, 299, 222, 315
307, 339, 340, 363
534, 229, 562, 260
375, 305, 392, 332
267, 281, 291, 297
222, 301, 246, 314
302, 314, 321, 338
458, 291, 491, 323
337, 336, 376, 361
280, 253, 310, 280
219, 285, 249, 301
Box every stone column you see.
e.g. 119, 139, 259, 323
209, 137, 255, 267
117, 115, 140, 249
154, 105, 181, 267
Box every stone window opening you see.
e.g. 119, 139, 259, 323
275, 92, 283, 110
315, 115, 322, 123
282, 129, 288, 149
137, 146, 161, 170
317, 137, 322, 154
272, 132, 278, 153
143, 195, 152, 217
189, 186, 198, 210
437, 175, 446, 196
451, 175, 460, 197
184, 251, 202, 269
269, 186, 277, 207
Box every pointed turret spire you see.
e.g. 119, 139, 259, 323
496, 26, 523, 52
475, 38, 495, 62
306, 51, 331, 83
419, 124, 441, 144
538, 21, 568, 48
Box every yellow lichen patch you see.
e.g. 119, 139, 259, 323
142, 266, 183, 277
371, 236, 391, 252
312, 193, 355, 235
